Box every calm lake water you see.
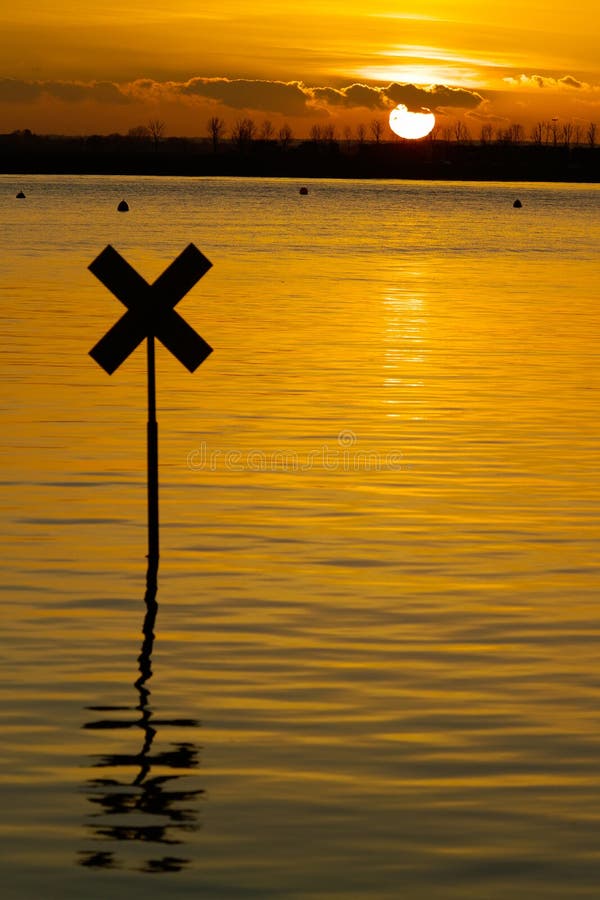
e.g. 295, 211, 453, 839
1, 174, 600, 899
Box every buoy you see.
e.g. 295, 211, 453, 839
117, 199, 129, 212
513, 199, 522, 208
299, 186, 309, 195
16, 190, 26, 199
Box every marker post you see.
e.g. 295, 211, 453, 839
88, 243, 213, 571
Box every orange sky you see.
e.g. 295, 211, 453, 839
2, 0, 600, 138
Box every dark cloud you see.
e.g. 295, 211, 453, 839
0, 79, 42, 103
310, 83, 385, 109
343, 83, 386, 109
310, 86, 346, 106
560, 75, 583, 88
0, 74, 483, 116
383, 83, 483, 112
0, 78, 131, 104
304, 81, 483, 114
44, 81, 131, 104
180, 77, 311, 115
135, 76, 482, 116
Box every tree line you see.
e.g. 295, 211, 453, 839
205, 116, 599, 149
4, 115, 599, 149
3, 117, 600, 182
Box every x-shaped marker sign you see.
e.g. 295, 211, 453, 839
89, 243, 213, 374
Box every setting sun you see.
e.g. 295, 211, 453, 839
389, 104, 436, 139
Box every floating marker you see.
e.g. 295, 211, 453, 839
16, 190, 26, 199
117, 199, 129, 212
299, 186, 309, 195
89, 244, 213, 566
513, 198, 522, 208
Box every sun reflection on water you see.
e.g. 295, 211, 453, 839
382, 286, 427, 422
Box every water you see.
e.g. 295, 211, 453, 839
1, 175, 600, 898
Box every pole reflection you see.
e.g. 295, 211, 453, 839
78, 563, 203, 873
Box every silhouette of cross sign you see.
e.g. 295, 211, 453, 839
89, 243, 213, 374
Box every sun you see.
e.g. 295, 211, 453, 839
389, 104, 436, 140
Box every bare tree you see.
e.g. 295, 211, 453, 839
550, 118, 559, 146
309, 124, 322, 143
343, 125, 353, 145
531, 122, 544, 144
509, 123, 524, 143
147, 118, 166, 151
587, 121, 597, 148
278, 123, 293, 149
356, 123, 366, 145
370, 119, 384, 144
573, 124, 582, 146
232, 117, 256, 149
207, 116, 226, 152
561, 122, 573, 148
480, 123, 493, 144
128, 124, 150, 141
260, 119, 274, 141
540, 121, 550, 144
454, 121, 470, 144
322, 123, 336, 143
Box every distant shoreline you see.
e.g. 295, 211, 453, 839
2, 133, 600, 183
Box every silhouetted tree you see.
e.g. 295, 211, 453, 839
231, 117, 256, 150
278, 123, 293, 149
356, 123, 366, 145
510, 123, 524, 143
480, 123, 493, 144
128, 125, 150, 141
531, 122, 544, 144
454, 121, 470, 144
309, 124, 322, 143
147, 119, 165, 151
587, 122, 597, 148
207, 116, 226, 152
561, 122, 573, 148
370, 119, 384, 143
260, 119, 274, 141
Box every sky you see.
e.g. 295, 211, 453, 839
1, 0, 600, 139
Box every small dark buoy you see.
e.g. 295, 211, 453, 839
16, 190, 26, 199
513, 198, 522, 208
117, 199, 129, 212
299, 186, 309, 195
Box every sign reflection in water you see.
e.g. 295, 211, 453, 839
78, 565, 203, 874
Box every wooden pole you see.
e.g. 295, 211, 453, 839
147, 334, 159, 569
